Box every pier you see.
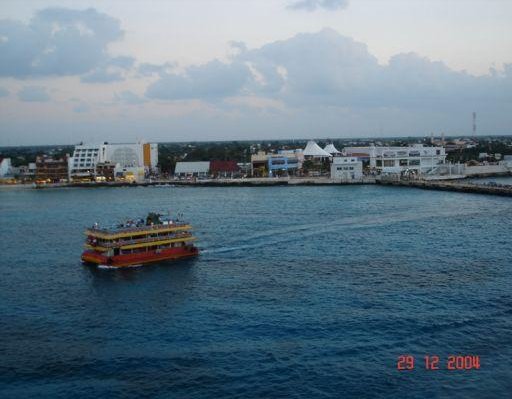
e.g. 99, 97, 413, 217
378, 178, 512, 197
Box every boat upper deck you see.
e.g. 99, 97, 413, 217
85, 221, 193, 240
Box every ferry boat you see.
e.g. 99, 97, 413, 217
81, 212, 198, 267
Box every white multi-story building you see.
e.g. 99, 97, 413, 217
69, 141, 158, 181
0, 158, 12, 177
330, 156, 363, 180
343, 144, 446, 175
69, 144, 101, 179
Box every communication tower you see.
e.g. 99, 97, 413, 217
472, 112, 476, 137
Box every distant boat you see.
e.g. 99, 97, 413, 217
81, 212, 198, 267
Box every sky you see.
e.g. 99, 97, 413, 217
0, 0, 511, 145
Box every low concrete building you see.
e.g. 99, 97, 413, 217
11, 162, 36, 181
174, 161, 210, 178
330, 157, 363, 181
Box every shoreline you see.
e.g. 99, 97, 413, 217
31, 177, 377, 189
20, 173, 512, 197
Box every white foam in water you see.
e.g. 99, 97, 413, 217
97, 264, 143, 269
202, 244, 257, 254
203, 206, 491, 256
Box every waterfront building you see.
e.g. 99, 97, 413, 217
343, 144, 446, 175
303, 141, 332, 159
237, 162, 251, 176
251, 150, 303, 177
35, 155, 70, 183
330, 156, 363, 181
95, 162, 117, 181
174, 161, 210, 178
445, 140, 469, 152
16, 163, 36, 179
210, 160, 239, 178
251, 151, 269, 176
69, 144, 98, 180
268, 150, 303, 177
9, 163, 36, 181
69, 141, 158, 182
0, 158, 12, 177
503, 155, 512, 169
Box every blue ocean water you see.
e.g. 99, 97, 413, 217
1, 184, 511, 398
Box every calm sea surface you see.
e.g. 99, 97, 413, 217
1, 185, 511, 398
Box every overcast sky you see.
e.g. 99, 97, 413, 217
1, 0, 511, 145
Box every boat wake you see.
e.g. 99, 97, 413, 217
202, 206, 499, 256
97, 264, 143, 270
201, 244, 261, 254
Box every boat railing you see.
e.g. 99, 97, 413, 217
87, 221, 190, 235
87, 231, 194, 248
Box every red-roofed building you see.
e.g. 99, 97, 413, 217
210, 160, 239, 178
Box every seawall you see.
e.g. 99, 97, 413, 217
378, 179, 512, 197
34, 177, 376, 189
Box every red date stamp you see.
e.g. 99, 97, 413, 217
397, 355, 480, 371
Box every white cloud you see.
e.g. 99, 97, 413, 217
0, 7, 128, 78
18, 86, 51, 102
144, 28, 512, 114
287, 0, 349, 12
114, 90, 145, 105
137, 62, 175, 77
146, 60, 251, 100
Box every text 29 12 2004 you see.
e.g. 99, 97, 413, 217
397, 355, 480, 371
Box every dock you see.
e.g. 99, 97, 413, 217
378, 178, 512, 197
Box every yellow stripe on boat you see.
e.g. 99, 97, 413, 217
121, 236, 196, 250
